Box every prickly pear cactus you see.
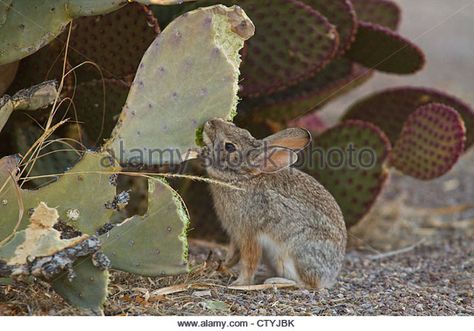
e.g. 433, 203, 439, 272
0, 152, 120, 242
52, 256, 109, 314
303, 120, 391, 227
351, 0, 401, 30
389, 103, 466, 180
238, 59, 372, 124
106, 5, 255, 165
101, 178, 189, 276
0, 202, 88, 264
65, 2, 159, 83
0, 0, 195, 65
230, 0, 340, 96
0, 81, 58, 132
346, 21, 425, 74
152, 0, 342, 97
0, 202, 109, 313
343, 87, 474, 149
304, 0, 357, 55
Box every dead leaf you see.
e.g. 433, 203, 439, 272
227, 283, 297, 291
151, 283, 188, 296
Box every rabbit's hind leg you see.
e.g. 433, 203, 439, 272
259, 234, 302, 284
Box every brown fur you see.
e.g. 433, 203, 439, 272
201, 119, 347, 288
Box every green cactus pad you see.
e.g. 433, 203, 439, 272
101, 178, 189, 276
304, 0, 357, 55
0, 0, 131, 65
0, 61, 19, 95
351, 0, 401, 30
390, 103, 466, 180
302, 120, 391, 227
52, 256, 109, 314
342, 87, 474, 149
0, 0, 196, 65
0, 155, 25, 243
346, 21, 425, 74
0, 81, 58, 132
238, 59, 372, 123
11, 123, 82, 188
65, 3, 159, 83
0, 152, 120, 242
72, 79, 129, 146
106, 5, 255, 166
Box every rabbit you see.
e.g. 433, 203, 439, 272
200, 118, 347, 288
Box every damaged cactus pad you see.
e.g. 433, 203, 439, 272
0, 202, 109, 313
0, 152, 120, 242
0, 80, 58, 132
106, 5, 255, 165
101, 178, 189, 276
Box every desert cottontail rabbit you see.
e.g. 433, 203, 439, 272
201, 118, 347, 288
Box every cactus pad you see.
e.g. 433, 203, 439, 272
0, 0, 129, 65
342, 87, 474, 149
237, 0, 339, 96
0, 155, 26, 243
0, 202, 88, 265
304, 0, 357, 55
106, 5, 255, 166
0, 0, 196, 65
351, 0, 401, 30
239, 59, 372, 123
51, 256, 109, 314
346, 21, 425, 74
302, 120, 391, 227
101, 178, 189, 276
0, 202, 109, 313
0, 81, 58, 132
390, 103, 466, 180
151, 0, 340, 96
0, 152, 120, 241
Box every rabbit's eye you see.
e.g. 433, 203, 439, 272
225, 142, 237, 153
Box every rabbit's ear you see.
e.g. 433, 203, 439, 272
263, 128, 311, 152
251, 146, 298, 173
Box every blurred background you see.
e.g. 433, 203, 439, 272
325, 0, 474, 249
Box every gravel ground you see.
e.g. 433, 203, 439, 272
0, 233, 472, 316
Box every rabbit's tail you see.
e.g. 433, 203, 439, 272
293, 241, 344, 289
